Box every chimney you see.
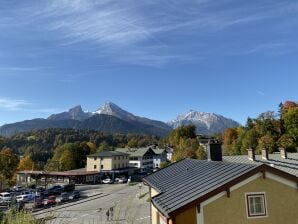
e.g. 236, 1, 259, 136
247, 149, 255, 161
207, 140, 222, 161
279, 147, 287, 159
262, 149, 269, 160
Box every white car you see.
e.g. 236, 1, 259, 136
115, 177, 127, 183
16, 194, 30, 203
102, 178, 113, 184
0, 192, 11, 205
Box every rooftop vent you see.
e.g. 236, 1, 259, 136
247, 149, 255, 161
279, 147, 287, 159
262, 149, 269, 160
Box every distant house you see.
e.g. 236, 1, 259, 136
86, 151, 133, 180
165, 146, 174, 161
143, 144, 298, 224
153, 148, 168, 169
116, 147, 156, 172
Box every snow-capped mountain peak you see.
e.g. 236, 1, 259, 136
94, 101, 135, 121
168, 110, 239, 135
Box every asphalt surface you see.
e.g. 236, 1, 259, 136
34, 183, 150, 224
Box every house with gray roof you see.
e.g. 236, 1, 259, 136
153, 148, 168, 169
116, 147, 156, 172
143, 144, 298, 224
223, 148, 298, 177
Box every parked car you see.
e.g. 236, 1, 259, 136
115, 177, 127, 183
102, 178, 113, 184
10, 185, 23, 192
20, 191, 35, 201
16, 194, 30, 203
34, 197, 44, 208
62, 184, 75, 192
45, 195, 56, 206
0, 192, 12, 205
60, 192, 70, 202
47, 185, 62, 195
68, 191, 80, 200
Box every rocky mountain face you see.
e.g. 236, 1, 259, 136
168, 110, 239, 135
48, 105, 92, 121
0, 102, 172, 137
0, 102, 240, 137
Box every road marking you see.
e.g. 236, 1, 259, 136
81, 214, 89, 217
137, 216, 150, 220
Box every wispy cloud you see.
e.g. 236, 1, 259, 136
0, 66, 43, 72
3, 0, 298, 66
0, 97, 30, 111
257, 90, 265, 96
0, 97, 60, 114
246, 43, 298, 56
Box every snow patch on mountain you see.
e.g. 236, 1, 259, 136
168, 110, 239, 135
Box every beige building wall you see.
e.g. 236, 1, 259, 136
150, 174, 297, 224
151, 187, 161, 224
175, 206, 197, 224
111, 155, 129, 169
86, 155, 129, 172
203, 176, 298, 224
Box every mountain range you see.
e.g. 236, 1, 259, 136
0, 102, 239, 137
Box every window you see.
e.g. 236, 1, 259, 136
94, 157, 97, 161
94, 165, 97, 169
101, 165, 104, 169
246, 193, 267, 218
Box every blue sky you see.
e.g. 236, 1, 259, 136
0, 0, 298, 126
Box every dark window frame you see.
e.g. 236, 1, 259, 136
246, 193, 267, 218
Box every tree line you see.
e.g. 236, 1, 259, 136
0, 129, 160, 189
223, 101, 298, 155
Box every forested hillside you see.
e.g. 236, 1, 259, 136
0, 129, 160, 189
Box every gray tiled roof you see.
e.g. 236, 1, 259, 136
153, 148, 167, 155
143, 159, 257, 217
223, 153, 298, 177
88, 151, 129, 157
116, 147, 156, 157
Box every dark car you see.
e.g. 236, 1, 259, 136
60, 192, 70, 203
34, 197, 44, 208
68, 191, 80, 200
62, 184, 75, 192
47, 185, 62, 195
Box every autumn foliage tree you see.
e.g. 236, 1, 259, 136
0, 147, 19, 188
257, 135, 275, 153
222, 101, 298, 155
223, 128, 238, 155
17, 155, 35, 171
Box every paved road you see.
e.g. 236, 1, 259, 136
35, 183, 150, 224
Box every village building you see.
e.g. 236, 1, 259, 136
153, 148, 168, 169
116, 147, 156, 172
17, 151, 133, 185
143, 143, 298, 224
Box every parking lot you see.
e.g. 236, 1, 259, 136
34, 183, 150, 224
1, 183, 150, 224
